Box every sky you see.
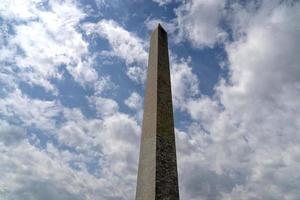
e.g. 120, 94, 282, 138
0, 0, 300, 199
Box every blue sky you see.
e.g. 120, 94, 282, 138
1, 0, 300, 199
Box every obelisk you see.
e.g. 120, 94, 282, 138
136, 24, 180, 200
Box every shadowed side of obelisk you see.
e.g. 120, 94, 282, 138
136, 24, 179, 200
155, 25, 179, 200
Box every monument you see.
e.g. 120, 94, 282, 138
136, 24, 180, 200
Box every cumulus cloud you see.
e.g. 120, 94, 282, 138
0, 136, 107, 200
125, 92, 144, 123
1, 104, 140, 200
0, 120, 26, 146
175, 1, 300, 199
170, 57, 200, 109
125, 92, 143, 110
175, 0, 227, 48
0, 0, 97, 93
0, 89, 61, 131
57, 107, 141, 199
0, 0, 40, 21
152, 0, 172, 6
0, 0, 143, 199
88, 96, 119, 117
1, 0, 300, 199
84, 19, 148, 83
147, 0, 229, 48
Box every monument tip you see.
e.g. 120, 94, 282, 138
156, 23, 166, 32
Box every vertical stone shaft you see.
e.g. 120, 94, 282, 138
136, 24, 180, 200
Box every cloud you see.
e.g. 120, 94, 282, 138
152, 0, 172, 6
125, 92, 144, 123
0, 1, 141, 200
0, 120, 26, 146
170, 57, 200, 110
175, 1, 300, 199
57, 107, 141, 199
0, 137, 108, 200
0, 89, 61, 131
88, 96, 119, 117
147, 0, 228, 48
95, 112, 140, 199
0, 0, 40, 21
0, 0, 97, 93
175, 0, 227, 48
10, 180, 83, 200
0, 103, 141, 199
1, 0, 300, 199
84, 19, 148, 83
0, 2, 142, 198
185, 96, 221, 130
93, 75, 117, 96
125, 92, 143, 110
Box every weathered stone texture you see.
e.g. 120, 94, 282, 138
136, 24, 179, 200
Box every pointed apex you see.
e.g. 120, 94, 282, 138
156, 23, 166, 32
151, 23, 167, 37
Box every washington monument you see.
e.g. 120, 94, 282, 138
136, 24, 180, 200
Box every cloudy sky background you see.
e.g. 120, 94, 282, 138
1, 0, 300, 199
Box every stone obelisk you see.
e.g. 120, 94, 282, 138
136, 24, 179, 200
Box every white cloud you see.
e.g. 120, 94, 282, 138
152, 0, 172, 6
93, 75, 117, 96
125, 92, 143, 110
0, 89, 61, 131
186, 96, 221, 130
0, 116, 100, 199
0, 137, 110, 200
0, 104, 140, 199
2, 0, 300, 199
147, 0, 228, 48
170, 57, 200, 109
176, 1, 300, 199
0, 0, 97, 93
0, 120, 26, 146
84, 19, 148, 83
95, 112, 140, 199
175, 0, 227, 48
57, 107, 141, 199
0, 1, 142, 200
0, 0, 40, 21
125, 91, 144, 122
88, 96, 119, 117
58, 108, 101, 152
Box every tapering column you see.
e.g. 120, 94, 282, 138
136, 24, 180, 200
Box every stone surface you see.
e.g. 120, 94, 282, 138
136, 24, 180, 200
